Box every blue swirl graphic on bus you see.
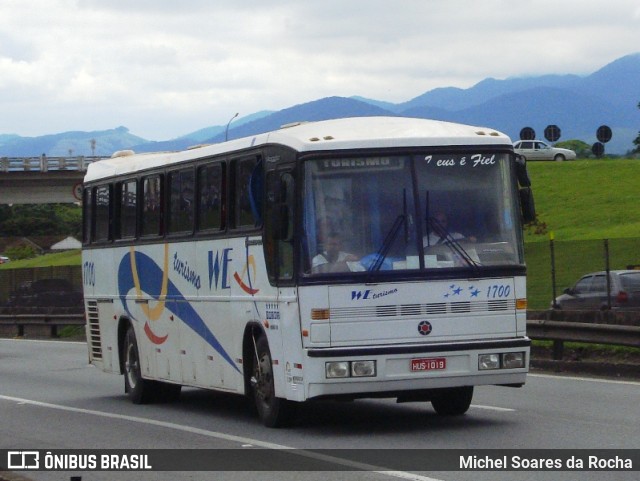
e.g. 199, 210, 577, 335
117, 248, 240, 374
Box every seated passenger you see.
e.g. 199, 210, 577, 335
312, 231, 358, 273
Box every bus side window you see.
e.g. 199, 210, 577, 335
117, 179, 137, 239
94, 184, 112, 242
168, 168, 195, 234
197, 163, 225, 231
141, 175, 163, 237
233, 156, 261, 229
82, 187, 93, 244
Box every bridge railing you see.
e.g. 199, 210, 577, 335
0, 156, 105, 173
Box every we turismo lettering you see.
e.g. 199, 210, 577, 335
173, 253, 201, 289
351, 288, 398, 300
208, 248, 233, 290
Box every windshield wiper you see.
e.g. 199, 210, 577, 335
369, 214, 405, 271
428, 216, 480, 268
369, 190, 409, 272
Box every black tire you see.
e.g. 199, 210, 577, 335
431, 386, 474, 416
251, 336, 294, 427
554, 154, 565, 162
123, 326, 158, 404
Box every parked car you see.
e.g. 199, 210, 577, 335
0, 256, 9, 264
552, 270, 640, 310
513, 140, 576, 161
6, 278, 83, 308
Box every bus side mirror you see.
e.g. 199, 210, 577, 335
519, 187, 536, 224
515, 154, 531, 187
269, 171, 294, 242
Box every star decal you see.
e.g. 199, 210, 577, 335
443, 284, 482, 299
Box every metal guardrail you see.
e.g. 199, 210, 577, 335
526, 309, 640, 359
526, 319, 640, 348
0, 313, 84, 338
0, 156, 104, 173
526, 319, 640, 360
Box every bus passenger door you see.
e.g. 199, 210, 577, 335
264, 166, 302, 400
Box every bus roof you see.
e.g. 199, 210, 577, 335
84, 116, 512, 183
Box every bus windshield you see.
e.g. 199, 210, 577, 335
302, 153, 523, 275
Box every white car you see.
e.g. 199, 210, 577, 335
513, 140, 576, 161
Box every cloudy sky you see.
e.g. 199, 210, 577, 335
1, 0, 639, 140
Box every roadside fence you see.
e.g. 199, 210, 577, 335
525, 236, 640, 310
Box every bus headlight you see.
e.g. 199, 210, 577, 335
325, 361, 350, 378
502, 352, 525, 369
478, 352, 526, 370
478, 354, 501, 370
325, 360, 377, 378
351, 360, 376, 377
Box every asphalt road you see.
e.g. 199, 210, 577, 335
0, 339, 638, 481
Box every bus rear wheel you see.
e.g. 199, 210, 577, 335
250, 336, 294, 427
430, 386, 474, 416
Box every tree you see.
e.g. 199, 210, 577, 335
0, 204, 82, 237
556, 140, 592, 158
5, 244, 37, 260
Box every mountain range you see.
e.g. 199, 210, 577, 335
1, 53, 638, 157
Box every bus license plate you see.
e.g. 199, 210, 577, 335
411, 357, 446, 372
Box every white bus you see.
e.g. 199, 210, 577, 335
82, 116, 535, 427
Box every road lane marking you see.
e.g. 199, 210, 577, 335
0, 394, 445, 481
470, 404, 515, 412
529, 373, 640, 386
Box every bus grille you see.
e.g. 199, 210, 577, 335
330, 299, 515, 319
86, 300, 102, 360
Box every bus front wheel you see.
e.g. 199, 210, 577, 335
124, 326, 156, 404
250, 336, 295, 427
430, 386, 474, 416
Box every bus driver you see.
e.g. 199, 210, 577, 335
312, 231, 359, 273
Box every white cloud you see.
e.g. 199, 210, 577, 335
0, 0, 638, 140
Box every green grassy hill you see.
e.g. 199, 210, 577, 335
0, 249, 81, 269
525, 159, 640, 241
2, 159, 638, 309
524, 159, 640, 308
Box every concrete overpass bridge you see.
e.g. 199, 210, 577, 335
0, 156, 106, 204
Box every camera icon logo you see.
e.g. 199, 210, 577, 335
7, 451, 40, 469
